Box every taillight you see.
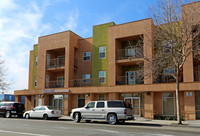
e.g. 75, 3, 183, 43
12, 107, 16, 109
51, 111, 54, 114
124, 109, 127, 115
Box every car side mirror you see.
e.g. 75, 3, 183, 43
85, 106, 89, 109
32, 109, 35, 111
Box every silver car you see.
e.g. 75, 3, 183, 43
70, 100, 133, 125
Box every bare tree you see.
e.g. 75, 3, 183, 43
144, 0, 200, 124
0, 56, 10, 93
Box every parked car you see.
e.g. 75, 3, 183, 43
0, 102, 25, 118
23, 106, 62, 120
70, 100, 133, 125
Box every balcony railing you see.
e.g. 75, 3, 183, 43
69, 78, 106, 87
45, 80, 64, 88
46, 57, 65, 69
154, 75, 176, 83
116, 76, 144, 85
116, 48, 143, 60
194, 71, 200, 81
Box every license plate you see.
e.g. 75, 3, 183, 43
11, 111, 16, 113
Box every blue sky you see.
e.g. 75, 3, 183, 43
0, 0, 158, 93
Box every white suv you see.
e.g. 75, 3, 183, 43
70, 100, 133, 124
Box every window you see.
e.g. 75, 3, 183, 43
99, 46, 106, 59
83, 52, 91, 61
82, 74, 90, 84
162, 92, 175, 116
163, 40, 174, 53
35, 56, 38, 66
107, 101, 125, 108
96, 102, 105, 108
58, 56, 65, 67
99, 71, 106, 83
125, 46, 135, 57
33, 107, 40, 111
35, 77, 37, 87
57, 76, 64, 87
126, 71, 136, 85
78, 94, 85, 108
163, 68, 175, 75
99, 94, 105, 101
86, 102, 95, 108
40, 107, 46, 110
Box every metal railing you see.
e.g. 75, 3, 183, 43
46, 57, 65, 69
116, 76, 144, 85
69, 78, 106, 87
116, 48, 143, 60
154, 75, 176, 83
45, 80, 64, 88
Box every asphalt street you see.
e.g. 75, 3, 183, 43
0, 117, 200, 136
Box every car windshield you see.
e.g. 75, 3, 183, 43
107, 101, 125, 108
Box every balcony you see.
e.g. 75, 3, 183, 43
116, 76, 144, 85
116, 48, 144, 65
69, 78, 106, 87
45, 80, 64, 88
46, 57, 65, 70
154, 75, 176, 83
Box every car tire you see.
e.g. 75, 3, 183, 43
85, 120, 91, 123
43, 114, 48, 120
5, 111, 11, 118
25, 114, 30, 119
107, 114, 117, 125
73, 113, 81, 123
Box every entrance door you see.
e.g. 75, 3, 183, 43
195, 92, 200, 119
53, 95, 64, 114
124, 97, 140, 117
126, 71, 136, 85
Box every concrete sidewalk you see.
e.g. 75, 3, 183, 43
60, 116, 200, 128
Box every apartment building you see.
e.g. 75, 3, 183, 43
14, 2, 200, 120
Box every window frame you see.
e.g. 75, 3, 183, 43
35, 56, 38, 66
83, 51, 91, 61
99, 46, 106, 59
82, 74, 90, 84
99, 71, 106, 84
163, 40, 174, 53
162, 92, 175, 116
35, 77, 37, 87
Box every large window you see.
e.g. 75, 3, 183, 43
78, 94, 85, 108
162, 92, 175, 116
83, 52, 91, 61
99, 46, 106, 59
82, 74, 90, 84
125, 46, 135, 57
99, 71, 106, 83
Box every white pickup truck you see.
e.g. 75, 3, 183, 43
70, 100, 133, 124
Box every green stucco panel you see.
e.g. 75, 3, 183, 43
32, 44, 38, 89
92, 22, 115, 86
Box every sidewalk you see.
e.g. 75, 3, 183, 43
60, 116, 200, 128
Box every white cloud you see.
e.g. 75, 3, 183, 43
0, 1, 51, 93
60, 8, 79, 31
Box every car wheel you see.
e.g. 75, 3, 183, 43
73, 113, 81, 123
85, 120, 91, 123
5, 111, 11, 118
25, 114, 30, 119
107, 114, 117, 125
43, 114, 48, 120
